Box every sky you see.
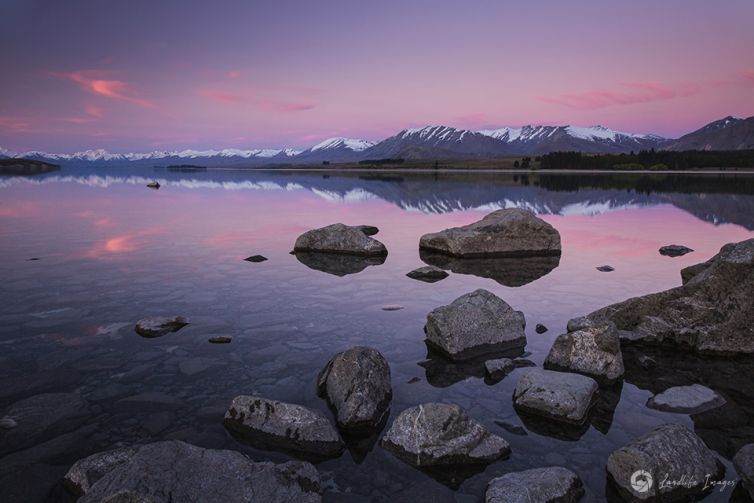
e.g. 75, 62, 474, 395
1, 0, 753, 152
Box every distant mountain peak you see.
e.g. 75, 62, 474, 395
310, 137, 375, 152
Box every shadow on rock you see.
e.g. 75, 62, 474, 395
418, 345, 525, 388
420, 250, 560, 287
294, 252, 386, 277
622, 346, 754, 459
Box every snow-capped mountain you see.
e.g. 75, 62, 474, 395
364, 126, 508, 159
310, 137, 375, 152
664, 116, 754, 151
294, 137, 377, 163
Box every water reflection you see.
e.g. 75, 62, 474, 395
294, 251, 386, 276
420, 251, 561, 286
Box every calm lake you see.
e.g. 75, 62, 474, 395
2, 168, 754, 502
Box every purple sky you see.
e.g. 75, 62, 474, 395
2, 0, 753, 152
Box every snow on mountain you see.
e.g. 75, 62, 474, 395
478, 125, 663, 143
310, 137, 375, 152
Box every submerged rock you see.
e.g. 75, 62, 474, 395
484, 358, 516, 381
134, 316, 189, 338
316, 347, 392, 433
1, 392, 90, 456
574, 238, 754, 354
293, 223, 387, 256
64, 440, 321, 502
734, 444, 754, 500
513, 369, 598, 425
425, 289, 526, 361
646, 384, 726, 414
544, 323, 624, 384
294, 251, 385, 276
244, 255, 268, 262
224, 396, 344, 458
486, 466, 584, 503
381, 403, 510, 467
659, 244, 694, 257
406, 265, 449, 283
419, 208, 561, 258
606, 423, 723, 502
208, 335, 232, 344
419, 252, 560, 287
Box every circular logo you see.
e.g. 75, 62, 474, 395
630, 470, 653, 493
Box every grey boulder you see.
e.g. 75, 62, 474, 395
406, 265, 449, 283
317, 346, 392, 433
486, 466, 584, 503
606, 423, 723, 502
134, 315, 188, 338
659, 244, 694, 257
65, 440, 321, 503
223, 396, 344, 457
544, 324, 624, 384
419, 208, 561, 257
293, 223, 387, 256
734, 444, 754, 500
572, 238, 754, 354
513, 369, 598, 425
425, 289, 526, 360
381, 403, 510, 467
646, 384, 726, 414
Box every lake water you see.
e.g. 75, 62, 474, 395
2, 168, 754, 502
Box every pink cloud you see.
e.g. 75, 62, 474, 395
197, 87, 316, 112
742, 70, 754, 87
227, 70, 242, 80
56, 70, 154, 108
542, 81, 702, 110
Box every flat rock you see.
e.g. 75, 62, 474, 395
596, 265, 614, 272
484, 358, 516, 380
244, 255, 268, 262
316, 346, 392, 433
425, 289, 526, 361
381, 304, 404, 311
293, 223, 387, 256
0, 417, 17, 429
544, 324, 624, 384
574, 238, 754, 354
734, 444, 754, 500
606, 423, 723, 502
209, 335, 232, 344
419, 208, 561, 258
646, 384, 726, 414
659, 244, 694, 257
0, 392, 90, 456
486, 466, 584, 503
513, 369, 598, 425
224, 396, 344, 458
134, 316, 189, 338
406, 265, 449, 283
381, 403, 510, 467
65, 440, 321, 502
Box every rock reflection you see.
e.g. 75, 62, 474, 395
420, 250, 560, 287
622, 346, 754, 459
418, 346, 525, 388
293, 252, 386, 276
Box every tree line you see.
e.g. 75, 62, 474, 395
538, 150, 754, 170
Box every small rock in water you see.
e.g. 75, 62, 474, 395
486, 467, 584, 503
544, 323, 624, 384
244, 255, 268, 262
27, 257, 40, 261
484, 358, 516, 381
355, 225, 379, 236
407, 377, 421, 384
535, 323, 548, 334
646, 384, 726, 414
134, 316, 189, 338
382, 304, 404, 311
596, 265, 615, 272
146, 181, 160, 189
406, 266, 449, 283
513, 369, 598, 425
208, 336, 232, 344
734, 444, 754, 500
0, 417, 17, 429
659, 244, 694, 257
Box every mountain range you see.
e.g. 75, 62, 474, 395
2, 116, 752, 166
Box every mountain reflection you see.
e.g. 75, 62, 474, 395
3, 167, 754, 230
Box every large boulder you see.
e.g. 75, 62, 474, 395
316, 346, 392, 433
134, 316, 189, 338
424, 289, 526, 360
381, 403, 510, 467
572, 239, 754, 354
485, 466, 584, 503
734, 444, 754, 500
64, 440, 321, 502
646, 384, 726, 414
223, 396, 344, 458
419, 208, 561, 258
513, 369, 598, 425
606, 423, 723, 502
0, 392, 90, 456
544, 324, 624, 384
293, 223, 387, 256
